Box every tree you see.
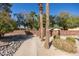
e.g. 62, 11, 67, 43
53, 16, 62, 29
14, 13, 26, 29
33, 14, 39, 30
24, 12, 38, 30
15, 11, 39, 30
39, 3, 43, 40
65, 16, 79, 28
28, 11, 36, 29
14, 12, 32, 29
0, 3, 12, 15
0, 3, 17, 37
42, 14, 55, 28
10, 19, 17, 30
49, 15, 55, 28
43, 14, 46, 28
0, 3, 12, 24
54, 12, 79, 29
0, 11, 16, 37
0, 3, 12, 10
44, 3, 50, 49
55, 12, 75, 30
0, 4, 14, 37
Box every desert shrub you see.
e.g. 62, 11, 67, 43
66, 37, 76, 44
53, 35, 60, 39
52, 38, 77, 53
53, 39, 63, 50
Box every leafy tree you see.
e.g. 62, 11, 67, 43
14, 13, 26, 28
49, 15, 55, 27
58, 12, 70, 29
66, 16, 79, 28
53, 16, 61, 28
0, 3, 17, 37
0, 3, 12, 13
28, 11, 36, 29
10, 19, 17, 30
15, 11, 38, 30
0, 11, 16, 34
41, 14, 55, 28
55, 12, 79, 29
33, 14, 39, 30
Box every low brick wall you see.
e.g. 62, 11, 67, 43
51, 30, 79, 36
35, 29, 79, 37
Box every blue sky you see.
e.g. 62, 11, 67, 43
11, 3, 79, 16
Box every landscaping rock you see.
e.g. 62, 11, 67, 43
0, 38, 25, 56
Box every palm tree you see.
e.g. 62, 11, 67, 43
39, 3, 43, 40
45, 3, 49, 49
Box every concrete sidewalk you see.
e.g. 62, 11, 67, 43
14, 36, 79, 56
14, 36, 39, 56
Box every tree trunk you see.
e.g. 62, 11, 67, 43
44, 3, 49, 49
39, 3, 43, 40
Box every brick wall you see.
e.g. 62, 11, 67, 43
50, 30, 79, 36
36, 29, 79, 37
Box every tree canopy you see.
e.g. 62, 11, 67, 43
0, 3, 16, 35
54, 12, 79, 29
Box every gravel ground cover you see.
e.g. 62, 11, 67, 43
0, 30, 31, 56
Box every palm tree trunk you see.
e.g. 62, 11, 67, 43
39, 3, 43, 40
45, 3, 49, 49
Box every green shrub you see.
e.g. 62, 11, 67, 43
53, 35, 60, 39
52, 39, 77, 53
66, 37, 76, 44
0, 22, 16, 33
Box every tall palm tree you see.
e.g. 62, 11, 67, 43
45, 3, 49, 49
39, 3, 43, 40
